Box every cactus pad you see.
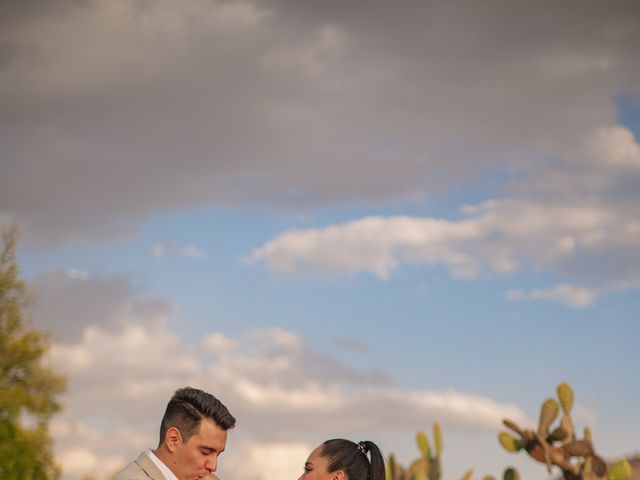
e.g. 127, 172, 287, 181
607, 459, 632, 480
557, 383, 574, 413
417, 431, 431, 458
434, 422, 443, 457
538, 398, 560, 436
460, 469, 474, 480
561, 440, 594, 457
503, 467, 520, 480
499, 432, 524, 452
547, 426, 568, 443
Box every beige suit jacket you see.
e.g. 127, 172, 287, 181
113, 452, 167, 480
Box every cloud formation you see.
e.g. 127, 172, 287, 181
151, 242, 209, 259
1, 1, 639, 244
31, 270, 172, 342
40, 271, 530, 479
250, 125, 640, 306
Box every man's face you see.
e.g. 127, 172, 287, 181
173, 418, 228, 480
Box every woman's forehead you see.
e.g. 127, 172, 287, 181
308, 445, 326, 462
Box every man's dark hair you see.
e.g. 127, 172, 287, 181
159, 387, 236, 445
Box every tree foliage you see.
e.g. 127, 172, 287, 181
0, 223, 67, 479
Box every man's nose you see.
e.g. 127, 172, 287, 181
205, 456, 218, 472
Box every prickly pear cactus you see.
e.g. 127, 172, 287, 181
387, 453, 406, 480
557, 383, 575, 445
460, 469, 474, 480
607, 459, 632, 480
415, 423, 443, 480
503, 467, 520, 480
498, 383, 608, 480
386, 423, 445, 480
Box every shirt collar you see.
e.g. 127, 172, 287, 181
145, 449, 179, 480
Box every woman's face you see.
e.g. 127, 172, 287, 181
298, 445, 340, 480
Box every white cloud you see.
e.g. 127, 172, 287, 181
249, 216, 482, 280
247, 327, 302, 350
247, 203, 594, 279
183, 244, 208, 259
224, 441, 311, 480
587, 126, 640, 168
233, 378, 348, 410
203, 332, 239, 353
401, 390, 530, 431
47, 316, 531, 480
506, 284, 597, 309
66, 269, 89, 280
150, 242, 208, 259
151, 244, 168, 257
58, 448, 98, 477
250, 126, 640, 304
58, 446, 126, 480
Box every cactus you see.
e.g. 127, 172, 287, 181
406, 458, 428, 480
386, 384, 633, 480
460, 469, 474, 480
434, 423, 443, 458
387, 453, 404, 480
557, 383, 574, 413
386, 423, 445, 480
409, 423, 443, 480
548, 426, 568, 443
503, 467, 520, 480
607, 459, 632, 480
417, 431, 431, 458
428, 423, 443, 480
499, 432, 525, 452
558, 383, 576, 445
465, 467, 520, 480
499, 383, 609, 480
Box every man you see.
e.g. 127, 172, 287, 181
114, 387, 236, 480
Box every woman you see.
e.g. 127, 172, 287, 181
298, 439, 385, 480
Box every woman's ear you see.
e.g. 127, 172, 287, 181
332, 470, 346, 480
164, 427, 183, 453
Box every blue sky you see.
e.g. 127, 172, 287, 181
3, 2, 640, 480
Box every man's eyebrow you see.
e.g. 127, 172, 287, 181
200, 445, 222, 453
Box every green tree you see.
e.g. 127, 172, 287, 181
0, 223, 67, 479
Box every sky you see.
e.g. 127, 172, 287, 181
1, 1, 640, 479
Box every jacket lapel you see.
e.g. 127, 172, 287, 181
134, 452, 168, 480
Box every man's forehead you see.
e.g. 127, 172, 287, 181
194, 418, 228, 444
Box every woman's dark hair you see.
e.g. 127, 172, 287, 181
159, 387, 236, 445
321, 439, 385, 480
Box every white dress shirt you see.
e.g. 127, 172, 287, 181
145, 449, 179, 480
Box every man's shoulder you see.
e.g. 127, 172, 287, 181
112, 452, 164, 480
112, 459, 142, 480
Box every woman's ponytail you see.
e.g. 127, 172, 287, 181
363, 440, 385, 480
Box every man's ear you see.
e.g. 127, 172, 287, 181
164, 427, 183, 453
332, 470, 346, 480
